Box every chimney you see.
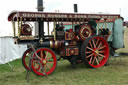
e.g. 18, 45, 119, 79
37, 0, 44, 40
37, 0, 44, 11
74, 4, 78, 13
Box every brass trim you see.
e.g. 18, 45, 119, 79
39, 37, 43, 44
19, 36, 34, 40
18, 17, 23, 38
12, 21, 16, 37
55, 41, 58, 48
17, 18, 20, 37
79, 25, 92, 40
50, 41, 53, 48
72, 22, 73, 29
54, 22, 56, 40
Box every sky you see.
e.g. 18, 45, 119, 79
0, 0, 128, 36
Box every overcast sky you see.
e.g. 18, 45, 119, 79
0, 0, 128, 36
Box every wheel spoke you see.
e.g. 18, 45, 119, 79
97, 41, 102, 48
92, 39, 96, 48
33, 60, 38, 67
46, 55, 52, 61
96, 39, 99, 47
89, 41, 93, 48
99, 51, 105, 53
86, 51, 92, 54
95, 57, 99, 65
47, 61, 54, 63
44, 65, 46, 73
98, 54, 105, 58
46, 64, 51, 70
40, 51, 43, 59
97, 55, 101, 62
33, 51, 42, 61
38, 68, 41, 72
98, 45, 106, 50
92, 56, 96, 65
86, 53, 94, 58
89, 56, 93, 64
45, 51, 49, 59
87, 46, 95, 51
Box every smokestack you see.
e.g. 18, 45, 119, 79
74, 4, 78, 13
37, 0, 44, 40
37, 0, 44, 11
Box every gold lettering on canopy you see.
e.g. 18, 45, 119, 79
21, 12, 119, 20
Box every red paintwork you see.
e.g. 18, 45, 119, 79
8, 11, 120, 22
31, 48, 57, 76
22, 48, 32, 71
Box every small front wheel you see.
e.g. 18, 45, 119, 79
31, 48, 57, 76
22, 48, 33, 71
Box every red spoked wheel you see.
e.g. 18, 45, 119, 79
31, 48, 57, 76
81, 36, 109, 68
22, 48, 33, 71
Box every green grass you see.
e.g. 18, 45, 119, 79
1, 58, 128, 85
0, 28, 128, 85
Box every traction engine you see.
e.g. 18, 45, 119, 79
8, 1, 124, 77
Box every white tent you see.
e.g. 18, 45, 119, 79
0, 36, 27, 64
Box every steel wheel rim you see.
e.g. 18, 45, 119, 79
31, 48, 57, 76
85, 36, 109, 68
22, 48, 32, 70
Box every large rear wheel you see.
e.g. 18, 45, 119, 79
81, 36, 109, 68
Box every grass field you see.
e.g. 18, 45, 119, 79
0, 28, 128, 85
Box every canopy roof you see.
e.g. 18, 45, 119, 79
8, 11, 121, 22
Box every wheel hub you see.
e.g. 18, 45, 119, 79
95, 49, 99, 55
86, 31, 89, 34
42, 60, 47, 65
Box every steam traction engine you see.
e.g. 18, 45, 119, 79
8, 11, 124, 76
